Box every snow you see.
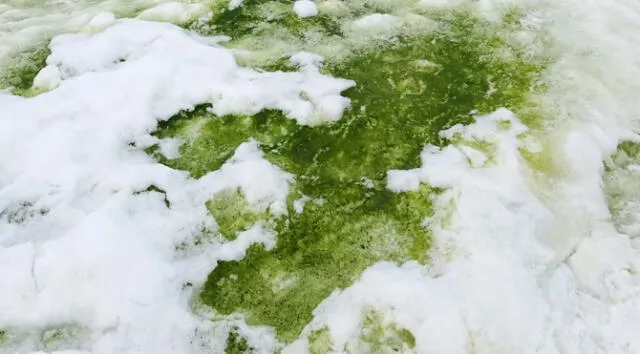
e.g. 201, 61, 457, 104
87, 12, 116, 30
2, 0, 640, 353
293, 0, 318, 19
137, 2, 207, 23
0, 18, 350, 352
352, 13, 398, 29
228, 0, 244, 10
0, 0, 169, 63
32, 65, 62, 91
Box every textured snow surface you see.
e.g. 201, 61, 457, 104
0, 18, 350, 353
1, 0, 640, 353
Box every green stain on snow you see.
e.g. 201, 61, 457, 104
0, 326, 89, 352
207, 188, 271, 240
604, 141, 640, 239
225, 327, 251, 354
185, 0, 436, 69
519, 134, 563, 178
0, 201, 48, 224
41, 326, 90, 352
308, 328, 332, 354
191, 0, 342, 40
307, 312, 416, 353
202, 184, 434, 342
152, 7, 548, 344
607, 141, 640, 170
0, 41, 50, 97
355, 311, 416, 353
151, 107, 298, 178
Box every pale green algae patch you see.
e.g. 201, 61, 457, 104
604, 141, 640, 239
207, 188, 271, 240
307, 311, 416, 353
353, 311, 416, 353
0, 325, 90, 353
307, 328, 332, 354
0, 41, 50, 97
148, 4, 551, 345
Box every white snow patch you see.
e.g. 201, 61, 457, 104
386, 169, 421, 192
0, 0, 169, 63
292, 195, 324, 213
32, 65, 62, 90
293, 195, 312, 214
459, 145, 488, 167
351, 13, 399, 31
214, 222, 277, 261
229, 0, 244, 10
35, 21, 353, 126
157, 137, 183, 159
198, 140, 295, 216
293, 0, 318, 19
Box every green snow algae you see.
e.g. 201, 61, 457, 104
151, 9, 548, 344
307, 311, 416, 353
0, 42, 50, 97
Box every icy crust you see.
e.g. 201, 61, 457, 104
294, 108, 640, 353
0, 18, 351, 352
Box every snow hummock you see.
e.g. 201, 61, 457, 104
293, 0, 318, 19
0, 18, 350, 352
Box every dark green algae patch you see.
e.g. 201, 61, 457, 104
149, 8, 549, 345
